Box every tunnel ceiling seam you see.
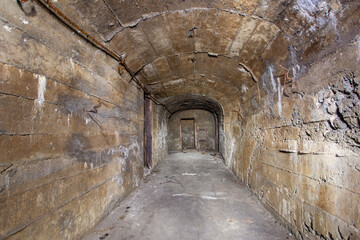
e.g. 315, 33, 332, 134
77, 5, 327, 102
102, 0, 124, 28
133, 52, 258, 90
105, 7, 281, 42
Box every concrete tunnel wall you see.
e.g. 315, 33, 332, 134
0, 0, 360, 239
0, 2, 167, 239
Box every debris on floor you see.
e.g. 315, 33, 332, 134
99, 233, 108, 240
161, 175, 183, 187
243, 218, 254, 224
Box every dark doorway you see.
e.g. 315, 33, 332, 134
181, 118, 195, 149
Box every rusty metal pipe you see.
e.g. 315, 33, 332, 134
37, 0, 122, 61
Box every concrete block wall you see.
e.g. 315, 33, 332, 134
1, 0, 359, 239
231, 41, 360, 239
0, 1, 159, 239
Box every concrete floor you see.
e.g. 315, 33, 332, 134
83, 152, 295, 240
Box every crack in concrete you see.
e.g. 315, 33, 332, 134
260, 161, 360, 196
238, 62, 259, 82
102, 0, 124, 28
106, 7, 280, 42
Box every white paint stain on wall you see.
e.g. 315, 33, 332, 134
281, 198, 288, 218
292, 65, 301, 79
294, 0, 328, 22
277, 77, 282, 117
69, 58, 75, 71
294, 0, 318, 22
3, 25, 12, 32
20, 17, 29, 25
118, 141, 140, 159
269, 66, 276, 92
34, 74, 47, 107
289, 46, 301, 81
261, 65, 277, 94
164, 79, 185, 87
241, 85, 248, 93
294, 0, 330, 34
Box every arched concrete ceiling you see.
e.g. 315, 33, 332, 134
51, 0, 359, 106
164, 94, 224, 117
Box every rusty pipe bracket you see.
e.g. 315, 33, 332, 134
17, 0, 30, 9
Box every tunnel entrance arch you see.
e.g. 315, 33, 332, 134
162, 94, 225, 155
170, 110, 216, 152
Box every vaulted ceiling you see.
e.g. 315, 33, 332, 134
50, 0, 359, 111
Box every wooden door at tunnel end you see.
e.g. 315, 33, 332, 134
180, 118, 196, 150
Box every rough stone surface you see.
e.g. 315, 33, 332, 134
0, 2, 165, 239
233, 44, 360, 239
1, 0, 360, 239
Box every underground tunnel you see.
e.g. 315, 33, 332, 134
0, 0, 359, 239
